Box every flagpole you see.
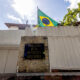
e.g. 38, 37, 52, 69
37, 6, 38, 25
36, 0, 38, 25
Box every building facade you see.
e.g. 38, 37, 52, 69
0, 26, 80, 79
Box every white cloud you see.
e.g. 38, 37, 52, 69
65, 0, 80, 9
7, 14, 23, 23
11, 0, 37, 24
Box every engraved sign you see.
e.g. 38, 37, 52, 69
24, 43, 45, 59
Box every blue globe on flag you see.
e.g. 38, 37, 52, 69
42, 18, 50, 25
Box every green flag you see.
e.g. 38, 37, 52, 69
38, 9, 58, 27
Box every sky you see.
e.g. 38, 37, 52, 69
0, 0, 80, 30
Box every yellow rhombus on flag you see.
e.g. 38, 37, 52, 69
38, 9, 59, 27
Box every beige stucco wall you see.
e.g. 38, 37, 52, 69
0, 26, 80, 73
9, 26, 19, 30
0, 26, 80, 45
48, 37, 80, 70
0, 46, 19, 73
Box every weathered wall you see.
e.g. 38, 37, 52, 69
18, 36, 49, 73
0, 26, 80, 73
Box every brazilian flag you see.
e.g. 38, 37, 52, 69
38, 9, 58, 27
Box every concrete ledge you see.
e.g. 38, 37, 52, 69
17, 72, 80, 76
0, 45, 19, 50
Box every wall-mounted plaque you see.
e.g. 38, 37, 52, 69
24, 43, 45, 59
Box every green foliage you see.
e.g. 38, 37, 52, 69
61, 3, 80, 26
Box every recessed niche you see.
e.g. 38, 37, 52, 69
17, 36, 50, 73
